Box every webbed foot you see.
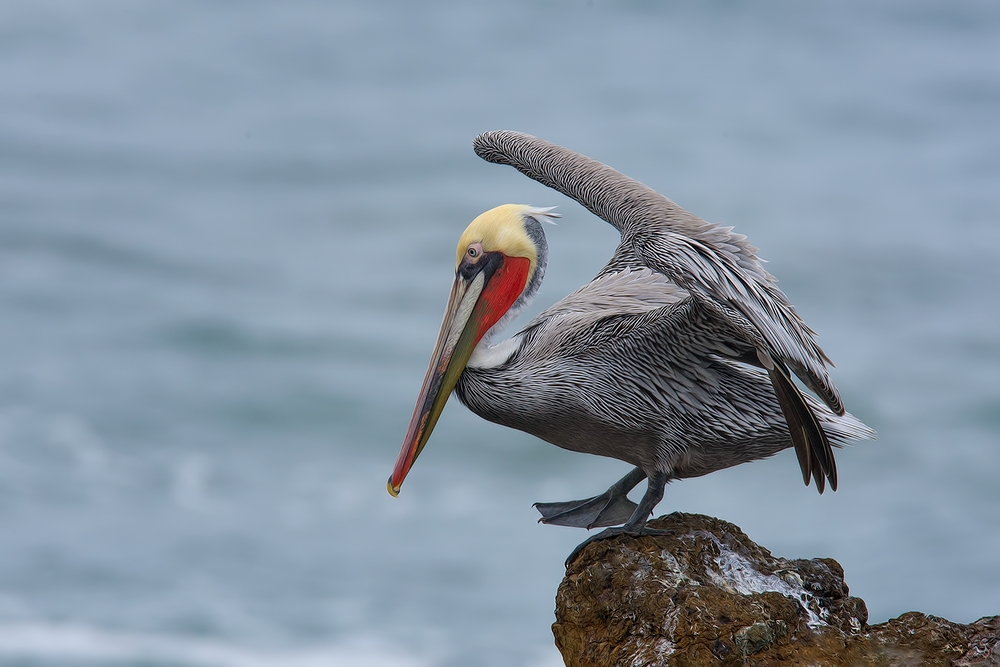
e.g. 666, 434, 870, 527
533, 467, 646, 529
563, 470, 671, 568
534, 493, 638, 529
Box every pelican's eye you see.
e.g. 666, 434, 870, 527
466, 242, 483, 261
467, 246, 478, 257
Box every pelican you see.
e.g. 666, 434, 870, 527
388, 131, 874, 559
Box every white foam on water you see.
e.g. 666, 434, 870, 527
0, 622, 431, 667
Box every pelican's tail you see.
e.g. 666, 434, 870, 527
814, 400, 877, 445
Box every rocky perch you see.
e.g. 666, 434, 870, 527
554, 513, 999, 666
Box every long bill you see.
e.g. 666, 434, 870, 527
387, 271, 489, 497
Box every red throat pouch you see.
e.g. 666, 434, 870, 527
473, 256, 530, 343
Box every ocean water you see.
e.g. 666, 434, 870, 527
1, 1, 998, 665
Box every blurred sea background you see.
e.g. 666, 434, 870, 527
1, 1, 999, 665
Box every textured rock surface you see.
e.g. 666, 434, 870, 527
553, 513, 1000, 666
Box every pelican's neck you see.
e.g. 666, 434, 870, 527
467, 333, 522, 369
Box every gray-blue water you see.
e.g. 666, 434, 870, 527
1, 2, 998, 665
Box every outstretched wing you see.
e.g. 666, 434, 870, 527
473, 129, 844, 418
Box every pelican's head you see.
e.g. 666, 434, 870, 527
388, 204, 556, 497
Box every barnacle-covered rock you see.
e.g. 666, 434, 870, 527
553, 512, 999, 666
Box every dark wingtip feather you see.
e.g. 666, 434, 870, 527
792, 425, 812, 487
767, 362, 838, 495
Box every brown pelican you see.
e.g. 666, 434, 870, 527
388, 131, 874, 560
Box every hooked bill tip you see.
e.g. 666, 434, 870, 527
387, 478, 401, 498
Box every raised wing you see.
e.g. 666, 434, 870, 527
473, 129, 844, 417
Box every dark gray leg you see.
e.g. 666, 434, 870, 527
534, 467, 646, 529
622, 470, 666, 531
565, 471, 670, 566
